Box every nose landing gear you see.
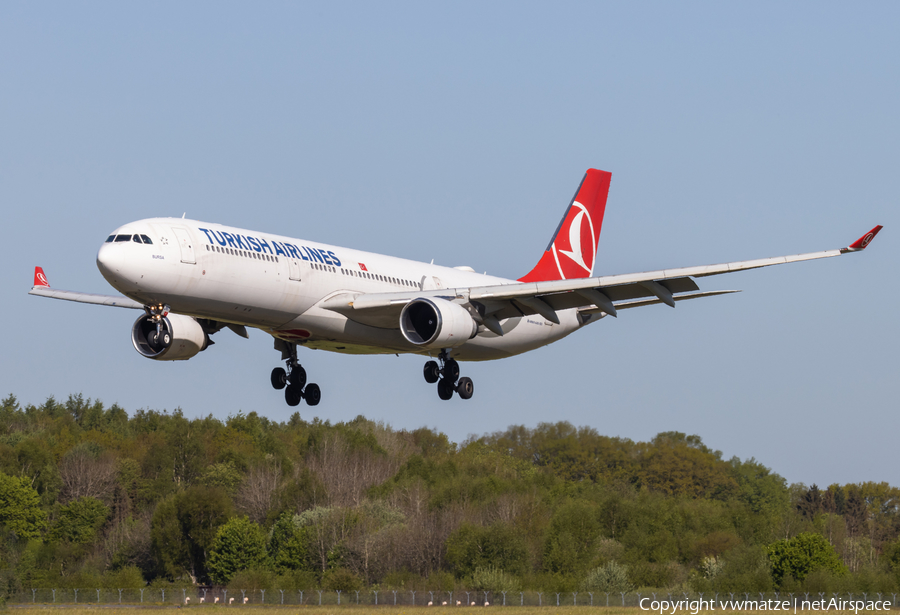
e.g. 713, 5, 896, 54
144, 304, 172, 350
424, 351, 473, 400
271, 343, 320, 406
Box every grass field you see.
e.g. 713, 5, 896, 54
6, 607, 895, 614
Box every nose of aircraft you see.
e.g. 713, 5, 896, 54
96, 242, 125, 283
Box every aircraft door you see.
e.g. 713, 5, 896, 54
171, 227, 196, 264
288, 257, 302, 281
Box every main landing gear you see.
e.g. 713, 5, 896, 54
424, 350, 473, 401
271, 343, 320, 407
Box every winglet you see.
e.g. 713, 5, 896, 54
33, 267, 50, 288
842, 225, 883, 253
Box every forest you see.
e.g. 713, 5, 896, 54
1, 392, 898, 597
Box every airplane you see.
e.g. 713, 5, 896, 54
29, 169, 882, 406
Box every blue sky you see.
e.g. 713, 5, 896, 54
1, 2, 897, 487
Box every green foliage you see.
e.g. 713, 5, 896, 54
150, 485, 232, 581
269, 513, 314, 572
103, 565, 146, 588
768, 532, 848, 587
543, 500, 601, 574
468, 566, 521, 592
49, 496, 109, 544
275, 569, 319, 590
581, 561, 633, 592
446, 522, 528, 577
322, 567, 363, 591
208, 516, 270, 585
201, 461, 243, 493
1, 392, 898, 593
0, 472, 47, 538
227, 567, 276, 591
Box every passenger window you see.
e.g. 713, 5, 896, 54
115, 235, 132, 242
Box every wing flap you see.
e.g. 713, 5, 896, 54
580, 290, 740, 314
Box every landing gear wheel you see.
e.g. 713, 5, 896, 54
271, 367, 287, 390
443, 359, 460, 383
437, 379, 455, 401
289, 365, 307, 389
304, 383, 321, 406
456, 377, 474, 400
148, 330, 170, 349
423, 361, 440, 384
285, 385, 302, 407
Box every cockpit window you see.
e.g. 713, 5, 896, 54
140, 234, 152, 244
106, 235, 115, 243
114, 234, 132, 242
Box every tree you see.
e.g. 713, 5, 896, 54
844, 486, 869, 537
50, 496, 109, 544
235, 463, 281, 523
797, 484, 823, 519
581, 561, 633, 592
57, 445, 117, 503
269, 513, 314, 573
0, 472, 47, 538
543, 500, 601, 574
150, 486, 232, 581
446, 522, 528, 577
207, 516, 270, 584
767, 532, 847, 586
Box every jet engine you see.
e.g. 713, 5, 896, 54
400, 297, 477, 349
131, 313, 209, 361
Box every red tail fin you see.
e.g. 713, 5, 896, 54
519, 169, 611, 282
33, 266, 50, 287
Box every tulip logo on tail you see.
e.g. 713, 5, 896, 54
518, 169, 611, 283
553, 202, 596, 279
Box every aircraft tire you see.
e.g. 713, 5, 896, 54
289, 365, 307, 389
285, 385, 302, 407
456, 377, 474, 400
424, 361, 440, 384
305, 383, 321, 406
443, 359, 460, 383
271, 367, 287, 390
437, 379, 454, 401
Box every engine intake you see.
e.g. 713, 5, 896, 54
132, 313, 209, 361
400, 298, 477, 349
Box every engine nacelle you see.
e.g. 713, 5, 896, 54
400, 297, 477, 349
131, 313, 209, 361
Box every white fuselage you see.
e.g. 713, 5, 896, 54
96, 218, 589, 361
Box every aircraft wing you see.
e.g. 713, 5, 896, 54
320, 225, 882, 332
28, 267, 143, 309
